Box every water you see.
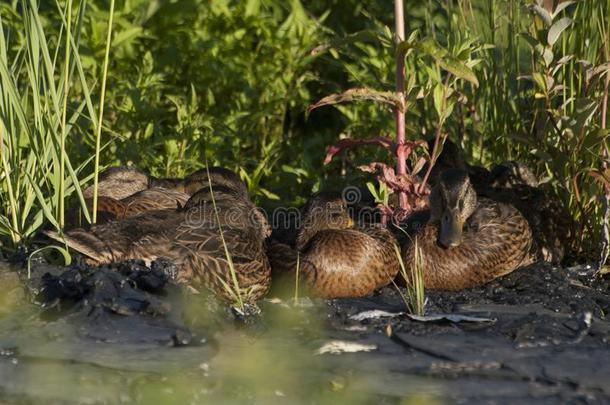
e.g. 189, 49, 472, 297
0, 261, 442, 404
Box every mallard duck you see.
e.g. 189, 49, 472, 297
154, 167, 249, 197
401, 168, 534, 290
268, 192, 399, 298
48, 182, 271, 303
80, 188, 190, 225
76, 166, 248, 225
425, 141, 570, 263
83, 165, 247, 199
83, 166, 150, 200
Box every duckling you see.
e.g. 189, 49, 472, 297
47, 184, 271, 302
401, 168, 533, 290
268, 192, 399, 298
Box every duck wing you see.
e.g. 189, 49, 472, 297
168, 221, 271, 300
45, 209, 183, 264
298, 227, 399, 298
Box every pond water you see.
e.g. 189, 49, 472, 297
0, 260, 443, 404
1, 259, 609, 404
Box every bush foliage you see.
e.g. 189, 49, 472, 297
0, 0, 609, 257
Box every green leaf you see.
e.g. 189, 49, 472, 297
245, 0, 260, 17
311, 30, 377, 56
437, 57, 479, 87
547, 17, 572, 46
112, 26, 143, 48
413, 38, 479, 87
433, 83, 445, 118
520, 33, 539, 49
258, 187, 280, 200
27, 245, 72, 278
366, 182, 381, 202
532, 72, 547, 91
541, 47, 554, 66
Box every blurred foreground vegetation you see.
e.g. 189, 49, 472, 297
0, 0, 609, 258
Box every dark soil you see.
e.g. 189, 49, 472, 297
0, 258, 609, 403
326, 262, 610, 403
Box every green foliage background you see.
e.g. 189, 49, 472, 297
1, 0, 609, 257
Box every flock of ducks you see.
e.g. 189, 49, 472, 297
46, 145, 568, 304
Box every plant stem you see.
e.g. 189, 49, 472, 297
598, 7, 610, 270
395, 0, 407, 211
419, 74, 451, 193
92, 0, 115, 224
59, 0, 72, 229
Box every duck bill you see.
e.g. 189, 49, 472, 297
438, 211, 463, 248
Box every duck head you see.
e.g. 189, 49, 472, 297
430, 168, 477, 249
295, 192, 354, 250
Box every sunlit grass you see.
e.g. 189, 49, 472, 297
204, 164, 246, 311
0, 0, 117, 248
392, 242, 425, 316
91, 0, 115, 224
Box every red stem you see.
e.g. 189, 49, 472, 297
395, 0, 407, 211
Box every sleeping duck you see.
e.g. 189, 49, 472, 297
49, 174, 271, 303
268, 192, 399, 298
75, 166, 248, 225
401, 168, 534, 290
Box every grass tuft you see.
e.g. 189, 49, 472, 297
392, 242, 425, 316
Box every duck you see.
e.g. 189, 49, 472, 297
482, 161, 570, 263
267, 192, 400, 298
48, 176, 271, 303
82, 166, 150, 200
400, 168, 534, 290
75, 166, 248, 226
423, 139, 570, 263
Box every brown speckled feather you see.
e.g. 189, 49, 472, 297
83, 166, 150, 200
268, 224, 399, 298
121, 188, 189, 214
299, 226, 399, 298
74, 166, 248, 228
47, 187, 271, 302
402, 198, 533, 290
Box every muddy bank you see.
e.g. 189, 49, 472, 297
326, 263, 610, 402
0, 259, 609, 403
